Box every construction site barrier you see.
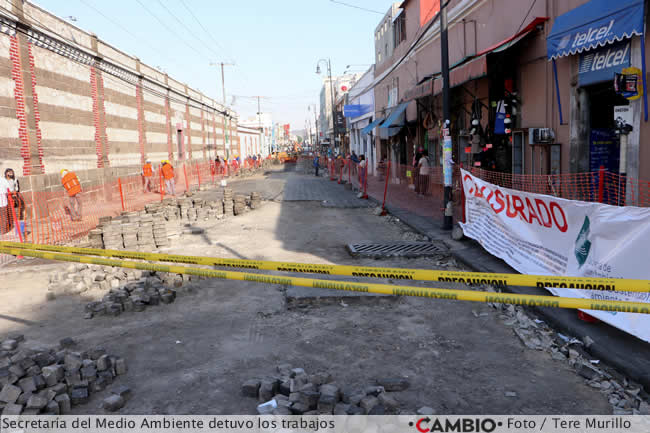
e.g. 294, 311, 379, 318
3, 241, 650, 293
1, 245, 649, 314
0, 159, 268, 266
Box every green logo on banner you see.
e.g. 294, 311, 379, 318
574, 216, 592, 268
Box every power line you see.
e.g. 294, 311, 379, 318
133, 0, 205, 59
155, 0, 222, 61
329, 0, 383, 15
178, 0, 234, 64
77, 0, 173, 65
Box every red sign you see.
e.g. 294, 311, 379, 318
420, 0, 440, 27
283, 124, 290, 136
341, 85, 348, 92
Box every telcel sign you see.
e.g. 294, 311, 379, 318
579, 40, 630, 86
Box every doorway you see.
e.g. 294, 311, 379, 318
177, 130, 184, 159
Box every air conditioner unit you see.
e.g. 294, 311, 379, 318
529, 128, 555, 144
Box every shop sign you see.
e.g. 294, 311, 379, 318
580, 41, 630, 85
579, 40, 630, 86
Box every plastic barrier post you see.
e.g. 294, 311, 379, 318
362, 166, 368, 199
348, 161, 351, 185
159, 167, 164, 201
330, 161, 335, 181
183, 164, 189, 193
381, 161, 391, 216
196, 163, 201, 189
598, 165, 605, 203
118, 178, 125, 211
338, 162, 342, 184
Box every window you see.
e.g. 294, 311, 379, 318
385, 43, 388, 57
394, 12, 406, 47
378, 51, 381, 62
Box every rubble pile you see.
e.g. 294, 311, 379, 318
242, 365, 409, 415
84, 277, 177, 319
490, 302, 650, 415
0, 336, 129, 415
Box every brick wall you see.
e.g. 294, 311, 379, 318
0, 1, 238, 193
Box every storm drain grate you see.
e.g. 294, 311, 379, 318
347, 241, 448, 258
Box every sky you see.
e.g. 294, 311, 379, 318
33, 0, 395, 132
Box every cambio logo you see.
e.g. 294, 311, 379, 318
410, 417, 499, 433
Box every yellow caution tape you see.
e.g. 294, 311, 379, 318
1, 241, 649, 293
1, 246, 649, 315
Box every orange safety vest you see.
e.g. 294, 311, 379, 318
143, 163, 153, 177
161, 163, 174, 180
61, 172, 81, 196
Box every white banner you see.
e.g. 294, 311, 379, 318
459, 169, 650, 342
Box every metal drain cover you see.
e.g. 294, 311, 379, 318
347, 241, 448, 258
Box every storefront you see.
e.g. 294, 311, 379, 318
547, 0, 646, 186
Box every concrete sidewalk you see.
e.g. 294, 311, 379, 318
326, 171, 650, 392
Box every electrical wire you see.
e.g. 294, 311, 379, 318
329, 0, 383, 15
178, 0, 234, 64
77, 0, 173, 65
155, 0, 222, 61
133, 0, 205, 59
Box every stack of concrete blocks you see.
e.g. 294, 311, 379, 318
88, 229, 104, 249
152, 215, 169, 248
120, 222, 139, 251
223, 188, 234, 217
0, 337, 129, 415
210, 199, 224, 219
137, 214, 156, 251
178, 198, 192, 221
101, 221, 124, 250
250, 192, 262, 209
233, 194, 247, 216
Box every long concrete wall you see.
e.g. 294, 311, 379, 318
0, 1, 237, 192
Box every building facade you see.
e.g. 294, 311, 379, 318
346, 65, 376, 174
366, 0, 649, 204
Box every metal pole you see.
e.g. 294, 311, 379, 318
328, 59, 337, 154
441, 4, 453, 230
221, 63, 226, 105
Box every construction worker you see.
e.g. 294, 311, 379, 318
161, 160, 176, 196
61, 169, 82, 221
142, 159, 153, 192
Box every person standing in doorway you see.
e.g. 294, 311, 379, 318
161, 160, 176, 196
61, 169, 82, 221
359, 154, 367, 188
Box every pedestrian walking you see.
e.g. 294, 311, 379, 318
417, 151, 430, 195
161, 160, 176, 196
313, 153, 320, 177
142, 159, 153, 193
61, 169, 82, 221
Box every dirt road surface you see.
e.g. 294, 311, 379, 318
0, 168, 612, 414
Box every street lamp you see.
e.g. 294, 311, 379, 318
316, 58, 337, 153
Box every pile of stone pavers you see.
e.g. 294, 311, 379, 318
242, 364, 414, 415
0, 336, 130, 415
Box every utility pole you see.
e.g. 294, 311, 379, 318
210, 62, 234, 159
441, 3, 453, 230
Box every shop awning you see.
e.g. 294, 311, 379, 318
547, 0, 644, 59
361, 117, 384, 135
380, 102, 409, 128
402, 18, 547, 102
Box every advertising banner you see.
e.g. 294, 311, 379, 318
459, 169, 650, 342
